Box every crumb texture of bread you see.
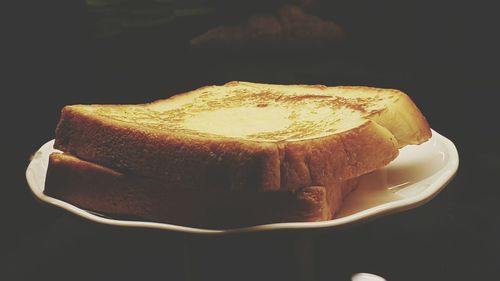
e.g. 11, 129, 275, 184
45, 153, 359, 228
54, 81, 431, 192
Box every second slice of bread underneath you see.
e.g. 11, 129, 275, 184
45, 153, 359, 228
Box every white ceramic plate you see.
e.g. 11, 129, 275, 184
26, 129, 458, 235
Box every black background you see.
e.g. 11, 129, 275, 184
3, 1, 499, 280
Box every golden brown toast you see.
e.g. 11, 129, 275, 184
54, 81, 431, 192
45, 153, 359, 228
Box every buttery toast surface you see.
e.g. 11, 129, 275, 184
54, 81, 431, 192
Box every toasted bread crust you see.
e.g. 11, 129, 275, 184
55, 107, 396, 192
45, 153, 359, 228
55, 81, 430, 192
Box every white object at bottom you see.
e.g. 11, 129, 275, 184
352, 272, 387, 281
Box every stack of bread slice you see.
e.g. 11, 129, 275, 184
45, 81, 431, 228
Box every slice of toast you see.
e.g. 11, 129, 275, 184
54, 81, 431, 192
45, 153, 359, 228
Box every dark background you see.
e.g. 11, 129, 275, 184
3, 1, 499, 280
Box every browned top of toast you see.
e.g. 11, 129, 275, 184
72, 82, 406, 142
